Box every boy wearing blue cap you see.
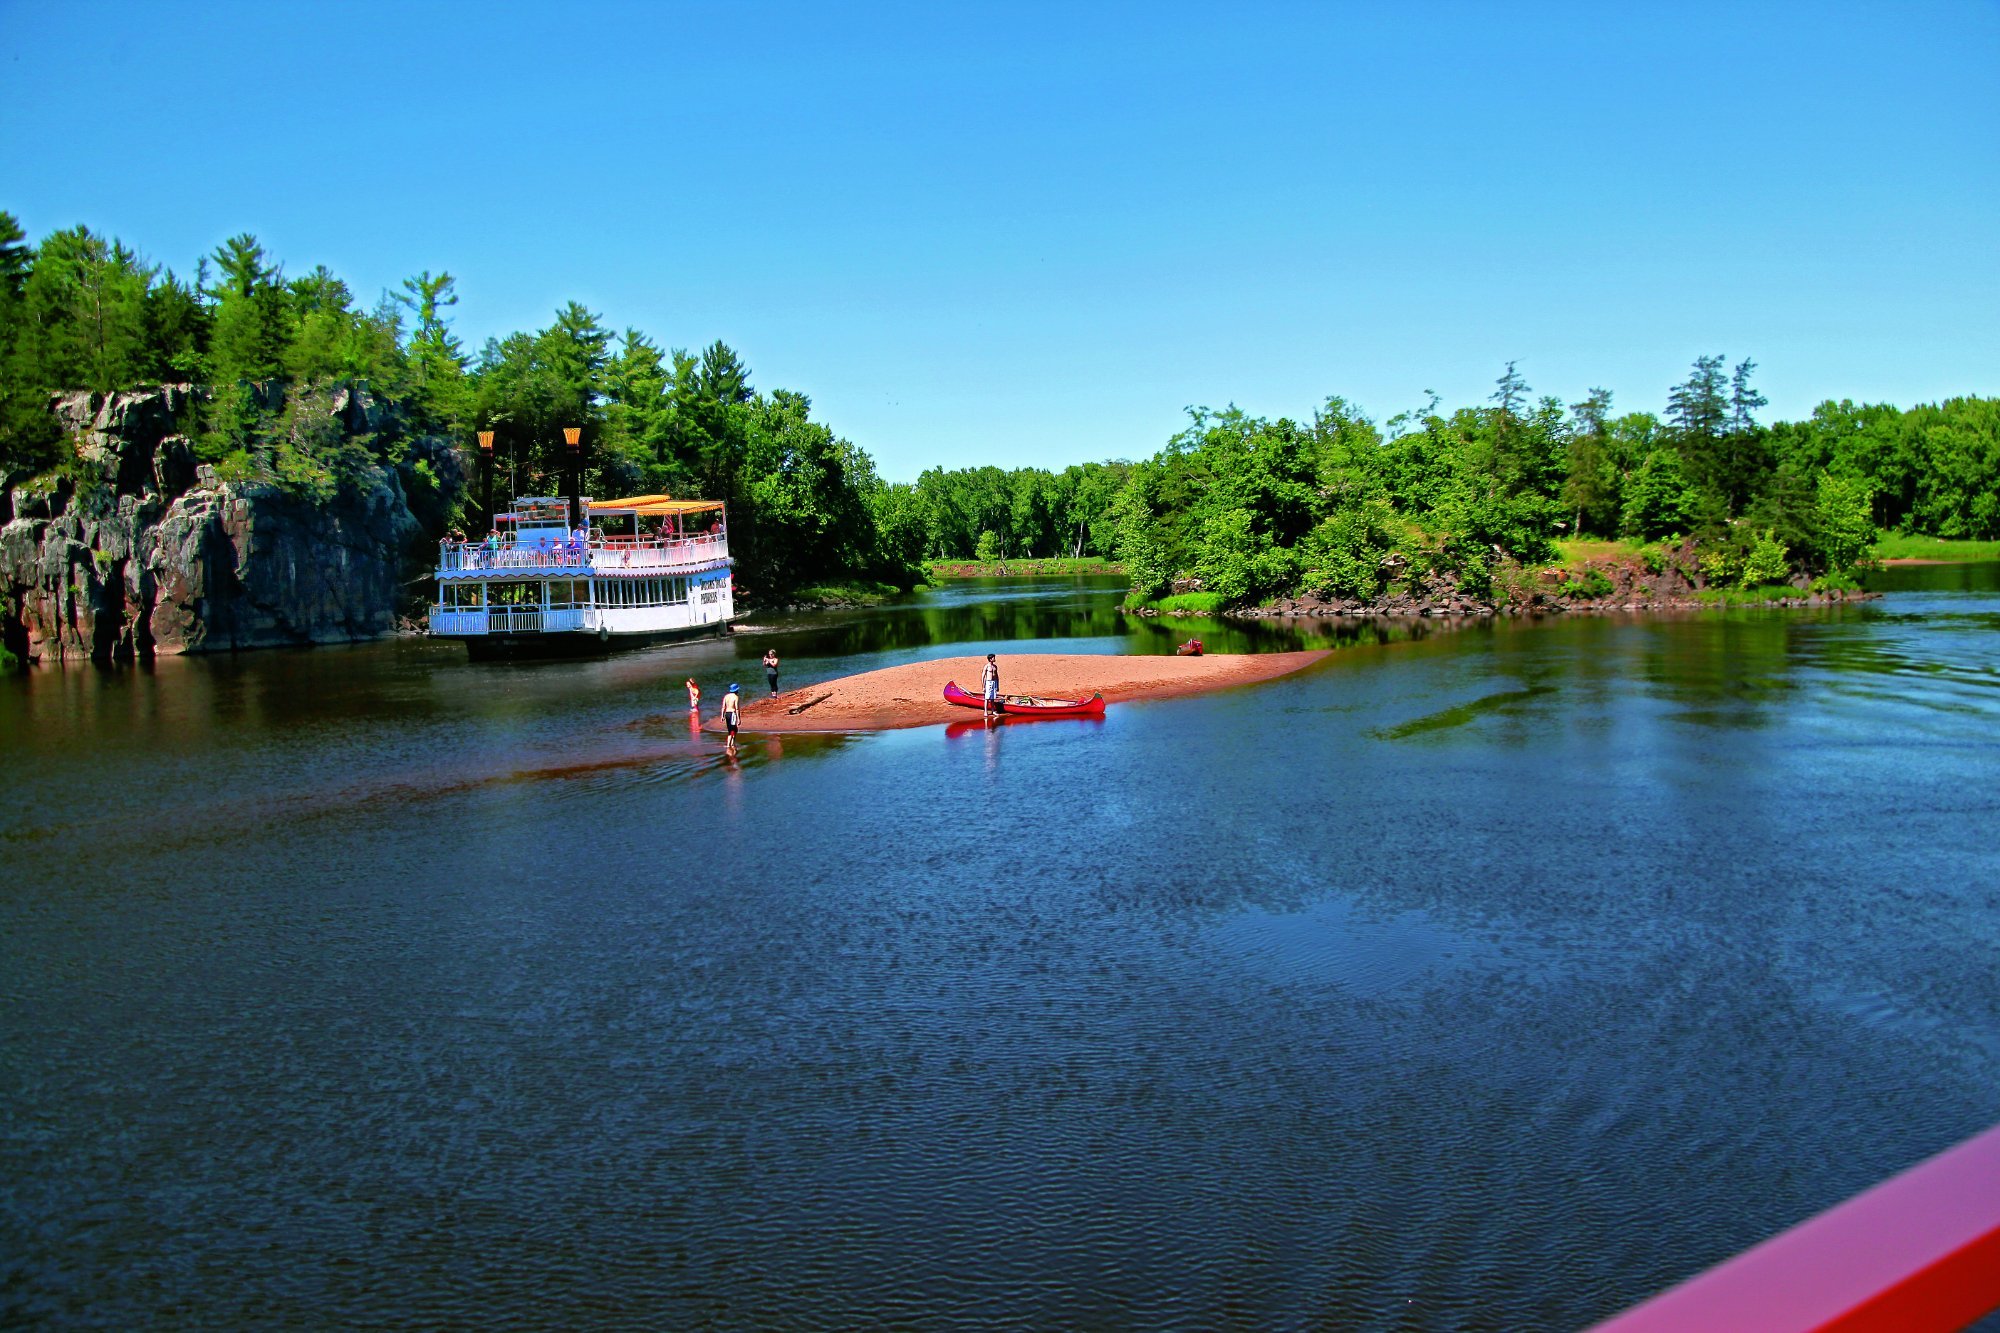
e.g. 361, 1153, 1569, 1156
722, 683, 741, 743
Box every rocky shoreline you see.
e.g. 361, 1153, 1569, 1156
1217, 587, 1875, 621
1, 386, 461, 664
1130, 539, 1877, 622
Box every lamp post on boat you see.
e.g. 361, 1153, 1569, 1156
476, 430, 494, 534
563, 426, 583, 528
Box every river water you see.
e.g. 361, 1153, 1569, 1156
3, 567, 1997, 1328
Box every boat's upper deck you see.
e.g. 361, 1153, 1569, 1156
436, 531, 730, 580
436, 493, 731, 581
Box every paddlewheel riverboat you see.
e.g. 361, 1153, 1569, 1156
430, 495, 737, 659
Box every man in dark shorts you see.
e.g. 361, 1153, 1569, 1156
722, 682, 741, 746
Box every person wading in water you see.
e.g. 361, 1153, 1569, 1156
982, 653, 1000, 719
763, 648, 780, 696
722, 683, 741, 750
686, 678, 700, 711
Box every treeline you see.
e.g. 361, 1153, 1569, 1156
5, 210, 1994, 611
1110, 360, 2000, 605
872, 361, 2000, 601
907, 463, 1130, 562
0, 211, 922, 598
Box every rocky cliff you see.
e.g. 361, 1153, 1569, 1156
0, 386, 463, 663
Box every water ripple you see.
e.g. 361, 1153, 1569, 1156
5, 575, 2000, 1327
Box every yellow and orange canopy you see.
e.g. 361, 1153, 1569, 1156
586, 494, 725, 517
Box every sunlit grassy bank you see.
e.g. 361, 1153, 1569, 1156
1870, 534, 2000, 562
1123, 591, 1229, 614
1552, 538, 1645, 564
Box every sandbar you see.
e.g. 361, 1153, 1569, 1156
718, 651, 1329, 733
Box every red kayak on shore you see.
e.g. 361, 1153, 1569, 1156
943, 681, 1107, 717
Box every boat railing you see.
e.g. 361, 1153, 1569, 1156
1591, 1119, 2000, 1332
429, 603, 597, 635
437, 541, 591, 573
589, 531, 729, 570
438, 532, 728, 574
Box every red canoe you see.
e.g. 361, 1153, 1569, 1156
943, 681, 1107, 717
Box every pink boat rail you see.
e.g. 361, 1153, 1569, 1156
1593, 1120, 2000, 1332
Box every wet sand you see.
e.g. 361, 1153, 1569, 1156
715, 651, 1330, 733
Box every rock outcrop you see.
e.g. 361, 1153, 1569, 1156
1, 386, 464, 662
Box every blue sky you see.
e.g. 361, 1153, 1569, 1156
2, 1, 1995, 480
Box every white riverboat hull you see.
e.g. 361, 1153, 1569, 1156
458, 617, 732, 662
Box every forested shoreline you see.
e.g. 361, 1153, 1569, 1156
2, 209, 1997, 632
0, 212, 924, 604
843, 365, 1999, 615
1099, 362, 1999, 612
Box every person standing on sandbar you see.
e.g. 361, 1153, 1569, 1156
763, 648, 780, 696
982, 653, 1000, 719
